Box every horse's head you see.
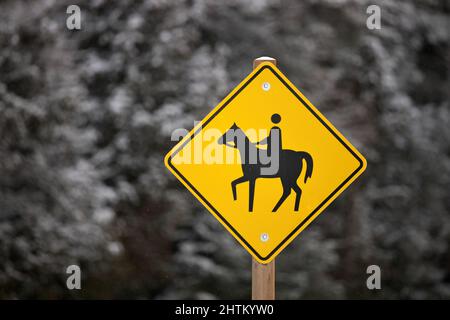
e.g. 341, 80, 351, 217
218, 123, 240, 146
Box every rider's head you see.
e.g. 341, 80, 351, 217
271, 113, 281, 124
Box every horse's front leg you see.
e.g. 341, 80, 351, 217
248, 179, 256, 212
231, 176, 248, 201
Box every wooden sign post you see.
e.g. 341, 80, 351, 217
252, 256, 275, 300
251, 57, 277, 300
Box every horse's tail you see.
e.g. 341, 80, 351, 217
298, 152, 313, 183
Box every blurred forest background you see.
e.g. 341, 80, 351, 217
0, 0, 449, 299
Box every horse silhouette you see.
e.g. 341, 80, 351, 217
218, 123, 313, 212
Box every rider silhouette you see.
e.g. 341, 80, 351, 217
255, 113, 282, 175
257, 113, 282, 158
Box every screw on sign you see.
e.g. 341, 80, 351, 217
165, 57, 367, 299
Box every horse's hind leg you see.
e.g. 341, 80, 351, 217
272, 182, 291, 212
292, 184, 302, 211
231, 176, 247, 201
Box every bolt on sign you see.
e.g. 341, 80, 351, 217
165, 62, 367, 264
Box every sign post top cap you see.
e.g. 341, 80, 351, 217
253, 57, 277, 68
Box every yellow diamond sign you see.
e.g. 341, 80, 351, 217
165, 62, 367, 264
